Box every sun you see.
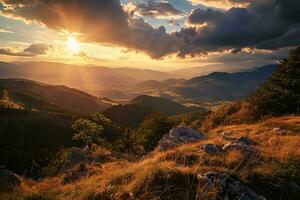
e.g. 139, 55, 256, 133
67, 37, 80, 53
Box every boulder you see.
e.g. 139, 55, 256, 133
202, 144, 223, 154
156, 126, 205, 151
197, 172, 263, 200
0, 169, 21, 192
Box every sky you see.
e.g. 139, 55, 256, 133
0, 0, 299, 71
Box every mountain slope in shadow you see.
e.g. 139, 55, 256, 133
0, 79, 113, 115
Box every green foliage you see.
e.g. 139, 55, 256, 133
202, 47, 300, 130
0, 107, 76, 175
90, 113, 122, 141
250, 47, 300, 117
72, 119, 104, 149
130, 113, 174, 154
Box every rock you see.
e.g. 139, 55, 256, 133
58, 147, 87, 172
223, 136, 256, 145
220, 130, 235, 137
0, 169, 21, 192
197, 172, 263, 200
222, 142, 254, 152
271, 127, 285, 135
156, 126, 205, 151
202, 144, 223, 154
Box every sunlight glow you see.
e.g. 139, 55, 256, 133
67, 37, 80, 53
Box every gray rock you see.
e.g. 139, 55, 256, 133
222, 142, 254, 152
156, 126, 205, 151
223, 136, 256, 146
197, 172, 263, 200
0, 169, 21, 192
203, 144, 223, 154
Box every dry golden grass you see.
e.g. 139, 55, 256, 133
3, 116, 300, 200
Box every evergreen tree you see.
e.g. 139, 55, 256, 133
250, 47, 300, 116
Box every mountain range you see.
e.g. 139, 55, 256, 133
0, 61, 175, 98
129, 64, 278, 104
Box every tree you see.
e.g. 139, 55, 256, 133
131, 113, 174, 154
250, 47, 300, 117
71, 119, 103, 150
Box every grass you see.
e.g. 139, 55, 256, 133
2, 116, 300, 200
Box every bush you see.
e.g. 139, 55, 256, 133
132, 113, 174, 154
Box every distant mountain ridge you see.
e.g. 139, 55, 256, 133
0, 61, 175, 98
0, 78, 114, 115
129, 64, 278, 103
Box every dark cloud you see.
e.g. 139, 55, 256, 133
179, 0, 300, 56
0, 0, 299, 59
188, 8, 223, 24
0, 43, 52, 57
127, 1, 183, 18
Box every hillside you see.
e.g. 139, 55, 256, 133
102, 104, 155, 128
172, 64, 277, 102
3, 116, 299, 199
128, 64, 277, 104
0, 79, 113, 115
130, 95, 204, 115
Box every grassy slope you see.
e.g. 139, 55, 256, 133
4, 116, 300, 199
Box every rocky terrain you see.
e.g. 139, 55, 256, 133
1, 116, 299, 199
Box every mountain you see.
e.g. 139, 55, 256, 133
174, 64, 277, 101
129, 95, 205, 115
129, 64, 277, 104
102, 104, 155, 128
0, 61, 175, 98
0, 78, 114, 115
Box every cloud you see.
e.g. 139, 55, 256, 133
0, 26, 13, 33
176, 0, 300, 56
126, 1, 183, 18
0, 43, 52, 57
188, 8, 223, 24
0, 0, 180, 59
187, 0, 250, 9
0, 0, 299, 59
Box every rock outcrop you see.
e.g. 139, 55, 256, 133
222, 136, 256, 152
197, 172, 263, 200
0, 169, 21, 192
156, 126, 205, 151
202, 144, 223, 154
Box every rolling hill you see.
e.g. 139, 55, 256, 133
129, 95, 204, 115
0, 79, 114, 115
129, 64, 277, 103
102, 104, 155, 128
